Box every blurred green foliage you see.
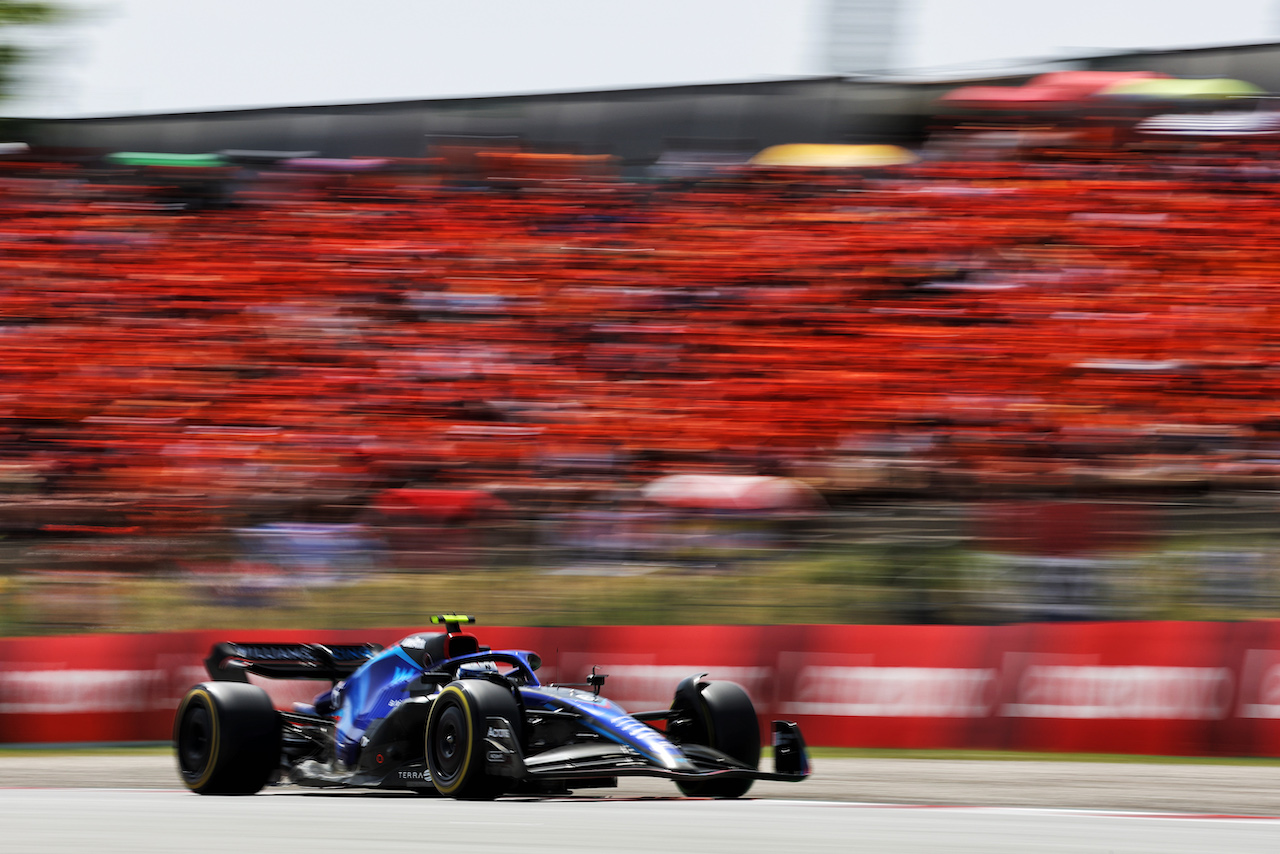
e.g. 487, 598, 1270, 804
0, 1, 61, 98
5, 498, 1280, 636
4, 538, 1280, 636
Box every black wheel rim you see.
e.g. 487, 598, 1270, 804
432, 702, 467, 784
178, 704, 211, 778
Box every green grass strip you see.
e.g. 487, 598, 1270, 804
0, 743, 171, 756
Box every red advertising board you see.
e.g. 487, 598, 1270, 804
994, 621, 1237, 755
5, 621, 1280, 756
767, 624, 1004, 749
0, 628, 402, 744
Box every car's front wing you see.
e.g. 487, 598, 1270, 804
485, 719, 811, 784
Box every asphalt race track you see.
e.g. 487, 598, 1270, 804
4, 756, 1280, 853
7, 754, 1280, 813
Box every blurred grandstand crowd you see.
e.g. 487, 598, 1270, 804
2, 139, 1280, 593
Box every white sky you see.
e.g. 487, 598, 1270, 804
4, 0, 1278, 118
903, 0, 1276, 70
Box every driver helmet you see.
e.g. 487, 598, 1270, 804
457, 660, 499, 678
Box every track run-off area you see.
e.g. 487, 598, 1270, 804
4, 755, 1280, 852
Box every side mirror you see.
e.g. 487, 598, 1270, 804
587, 666, 608, 696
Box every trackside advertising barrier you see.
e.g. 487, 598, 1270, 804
5, 622, 1280, 755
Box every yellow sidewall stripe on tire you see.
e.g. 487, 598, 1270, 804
176, 688, 219, 791
430, 686, 473, 796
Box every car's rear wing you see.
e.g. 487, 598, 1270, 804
204, 641, 384, 682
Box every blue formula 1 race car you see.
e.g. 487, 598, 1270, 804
174, 616, 810, 799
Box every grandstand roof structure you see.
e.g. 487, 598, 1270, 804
14, 40, 1280, 168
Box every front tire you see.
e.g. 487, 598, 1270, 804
669, 679, 761, 798
174, 682, 281, 795
425, 680, 521, 800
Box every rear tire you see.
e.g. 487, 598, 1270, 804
669, 679, 761, 798
174, 682, 281, 795
425, 680, 521, 800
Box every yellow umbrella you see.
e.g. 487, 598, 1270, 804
1100, 77, 1264, 100
749, 144, 918, 168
